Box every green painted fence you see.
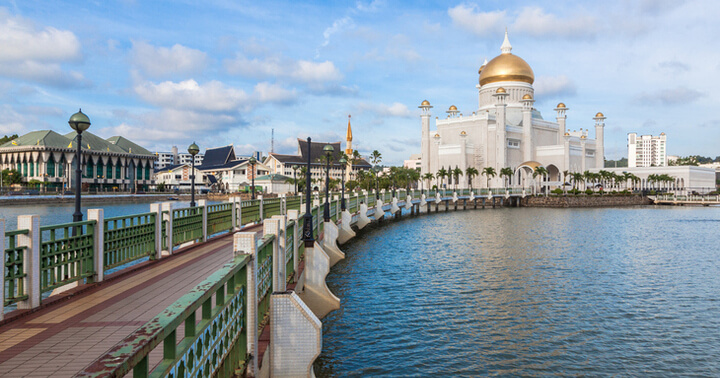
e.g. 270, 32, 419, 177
285, 220, 295, 282
206, 203, 233, 236
4, 229, 28, 306
40, 220, 96, 293
104, 212, 156, 271
256, 235, 274, 328
241, 200, 260, 224
172, 207, 204, 247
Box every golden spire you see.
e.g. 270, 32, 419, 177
346, 114, 353, 142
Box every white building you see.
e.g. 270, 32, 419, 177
196, 145, 270, 192
420, 31, 605, 189
591, 166, 716, 193
404, 154, 422, 170
154, 146, 204, 170
628, 132, 667, 167
153, 163, 208, 191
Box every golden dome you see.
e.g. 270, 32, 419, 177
434, 133, 440, 138
581, 135, 587, 139
557, 102, 566, 108
564, 132, 570, 136
595, 112, 604, 117
522, 94, 533, 100
496, 87, 506, 94
449, 105, 457, 111
460, 131, 467, 135
479, 54, 534, 86
421, 100, 430, 106
519, 161, 542, 170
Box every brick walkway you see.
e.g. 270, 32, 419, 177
0, 231, 255, 377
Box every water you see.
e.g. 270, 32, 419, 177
315, 206, 720, 376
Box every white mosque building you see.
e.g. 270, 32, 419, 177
420, 31, 606, 189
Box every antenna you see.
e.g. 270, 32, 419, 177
271, 128, 275, 153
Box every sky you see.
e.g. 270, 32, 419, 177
0, 0, 719, 165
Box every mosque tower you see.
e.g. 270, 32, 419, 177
345, 115, 353, 155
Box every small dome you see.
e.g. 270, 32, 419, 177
496, 87, 507, 94
434, 133, 440, 138
522, 94, 533, 100
557, 102, 566, 108
564, 132, 570, 136
460, 131, 467, 135
581, 135, 587, 139
660, 132, 666, 136
449, 105, 457, 111
595, 112, 604, 118
421, 100, 430, 106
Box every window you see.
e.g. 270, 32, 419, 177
175, 175, 181, 180
507, 139, 520, 149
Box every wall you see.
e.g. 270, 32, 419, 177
523, 195, 651, 208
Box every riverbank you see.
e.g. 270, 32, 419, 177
0, 193, 208, 206
521, 194, 651, 207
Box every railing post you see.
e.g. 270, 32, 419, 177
266, 216, 285, 293
87, 209, 105, 283
287, 210, 300, 281
17, 214, 40, 310
1, 218, 4, 320
230, 197, 238, 231
198, 199, 208, 242
259, 195, 264, 222
162, 202, 173, 254
236, 197, 243, 229
281, 193, 287, 215
233, 232, 258, 376
150, 204, 163, 260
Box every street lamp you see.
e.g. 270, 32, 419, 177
339, 157, 347, 211
249, 156, 257, 199
188, 142, 199, 207
292, 164, 299, 195
68, 109, 91, 223
322, 144, 334, 222
302, 137, 314, 246
375, 166, 380, 200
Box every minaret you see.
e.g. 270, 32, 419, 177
419, 100, 433, 175
492, 87, 508, 180
520, 94, 534, 162
593, 112, 606, 169
501, 28, 512, 54
345, 115, 353, 155
460, 131, 468, 188
555, 102, 568, 144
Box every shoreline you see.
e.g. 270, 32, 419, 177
0, 193, 209, 206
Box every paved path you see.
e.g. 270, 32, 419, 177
0, 231, 252, 377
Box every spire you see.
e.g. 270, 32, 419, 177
346, 114, 353, 142
483, 58, 488, 65
501, 28, 512, 54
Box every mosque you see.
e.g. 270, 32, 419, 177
419, 31, 605, 189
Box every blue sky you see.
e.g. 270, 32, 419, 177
1, 0, 718, 165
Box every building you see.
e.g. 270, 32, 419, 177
153, 163, 208, 191
154, 146, 204, 170
0, 130, 156, 191
591, 166, 715, 193
419, 31, 605, 189
404, 154, 422, 170
264, 117, 372, 190
628, 132, 667, 167
196, 145, 270, 192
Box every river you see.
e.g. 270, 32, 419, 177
315, 206, 720, 376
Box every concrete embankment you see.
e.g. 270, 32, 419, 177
521, 194, 652, 207
0, 194, 207, 206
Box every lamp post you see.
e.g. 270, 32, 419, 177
188, 142, 199, 207
339, 157, 347, 211
375, 166, 380, 200
68, 109, 91, 222
249, 156, 257, 199
292, 164, 299, 195
322, 144, 334, 222
302, 137, 314, 246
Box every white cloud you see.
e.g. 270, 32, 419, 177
512, 7, 597, 39
225, 54, 343, 84
0, 61, 88, 88
134, 79, 250, 112
448, 4, 506, 36
0, 8, 80, 63
322, 16, 354, 48
533, 75, 577, 98
131, 41, 208, 78
356, 101, 412, 118
636, 87, 706, 106
253, 82, 298, 104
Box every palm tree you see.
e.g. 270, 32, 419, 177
408, 168, 420, 193
533, 166, 548, 195
436, 167, 448, 194
465, 167, 479, 191
423, 172, 434, 194
482, 167, 496, 189
451, 166, 463, 190
570, 172, 584, 190
370, 150, 382, 197
499, 167, 514, 188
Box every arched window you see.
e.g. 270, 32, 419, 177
97, 161, 104, 179
86, 159, 95, 179
145, 164, 150, 180
107, 161, 113, 179
46, 155, 56, 177
116, 163, 122, 179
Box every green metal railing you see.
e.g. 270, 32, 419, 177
348, 196, 358, 213
207, 203, 233, 236
286, 195, 302, 211
104, 212, 156, 271
161, 210, 168, 250
285, 220, 295, 282
172, 207, 204, 247
263, 198, 282, 219
78, 255, 250, 378
330, 201, 337, 222
256, 235, 274, 328
4, 229, 29, 306
40, 220, 96, 293
241, 200, 261, 224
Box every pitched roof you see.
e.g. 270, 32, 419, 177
201, 145, 235, 167
0, 130, 71, 148
155, 163, 186, 173
298, 139, 343, 162
197, 158, 247, 171
267, 151, 372, 168
255, 173, 291, 182
107, 136, 152, 155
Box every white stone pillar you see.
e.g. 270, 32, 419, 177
234, 232, 258, 376
162, 202, 174, 254
269, 215, 286, 292
594, 114, 606, 169
230, 197, 238, 231
287, 210, 300, 281
258, 195, 264, 222
521, 96, 535, 162
555, 103, 568, 145
198, 199, 207, 242
270, 292, 322, 377
87, 209, 105, 283
17, 215, 40, 310
150, 203, 162, 260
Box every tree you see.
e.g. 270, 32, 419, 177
436, 167, 448, 193
370, 150, 382, 194
570, 172, 584, 190
0, 134, 18, 145
423, 172, 434, 193
465, 167, 478, 191
407, 168, 420, 192
499, 167, 514, 188
451, 166, 463, 190
1, 169, 22, 187
533, 166, 548, 195
482, 167, 496, 189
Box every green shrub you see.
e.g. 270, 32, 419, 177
551, 188, 564, 195
585, 188, 594, 195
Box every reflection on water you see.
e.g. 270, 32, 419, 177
315, 206, 720, 376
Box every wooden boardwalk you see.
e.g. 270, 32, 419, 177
0, 230, 256, 377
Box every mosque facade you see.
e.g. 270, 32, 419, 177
420, 32, 606, 189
